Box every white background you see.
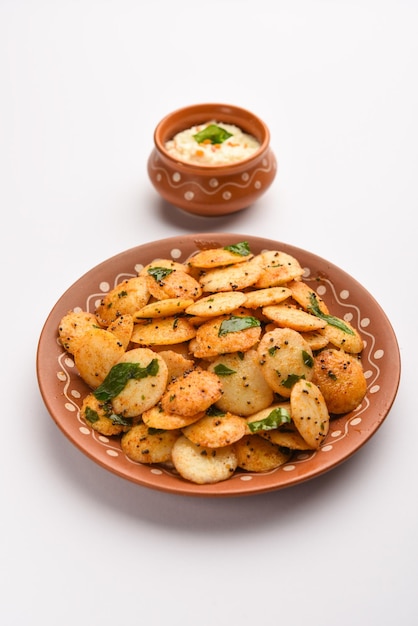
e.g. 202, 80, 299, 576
1, 1, 416, 624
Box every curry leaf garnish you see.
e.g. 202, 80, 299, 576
148, 427, 165, 435
94, 360, 160, 402
84, 404, 132, 426
214, 363, 236, 376
218, 315, 260, 337
106, 412, 132, 427
85, 407, 100, 423
223, 241, 251, 257
248, 407, 292, 433
147, 266, 174, 282
281, 373, 305, 389
308, 293, 354, 335
206, 405, 225, 417
302, 350, 314, 368
193, 124, 233, 144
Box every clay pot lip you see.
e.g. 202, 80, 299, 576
153, 102, 271, 174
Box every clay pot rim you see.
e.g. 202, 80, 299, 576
153, 102, 271, 173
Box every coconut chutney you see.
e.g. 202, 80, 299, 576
164, 121, 260, 166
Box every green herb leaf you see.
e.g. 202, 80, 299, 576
218, 315, 261, 337
248, 407, 292, 433
93, 360, 160, 402
84, 407, 99, 423
214, 363, 236, 376
223, 241, 251, 257
106, 412, 132, 427
147, 266, 174, 282
206, 405, 226, 417
302, 350, 314, 367
308, 293, 354, 335
148, 427, 165, 435
281, 373, 305, 389
193, 124, 233, 145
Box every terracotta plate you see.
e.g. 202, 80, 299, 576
37, 234, 400, 497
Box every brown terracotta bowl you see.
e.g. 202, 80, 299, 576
147, 103, 277, 216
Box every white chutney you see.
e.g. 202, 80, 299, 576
164, 121, 261, 166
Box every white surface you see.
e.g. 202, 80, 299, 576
1, 1, 416, 624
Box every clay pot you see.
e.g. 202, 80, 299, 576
147, 103, 277, 216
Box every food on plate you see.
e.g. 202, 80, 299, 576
164, 121, 260, 165
58, 240, 368, 485
312, 348, 368, 414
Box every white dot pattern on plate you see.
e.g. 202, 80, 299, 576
54, 245, 385, 486
283, 465, 296, 472
171, 248, 182, 259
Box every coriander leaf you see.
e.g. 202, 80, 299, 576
193, 124, 233, 144
214, 363, 236, 376
308, 293, 355, 335
218, 315, 260, 337
223, 241, 251, 257
248, 407, 292, 433
94, 360, 159, 402
147, 266, 174, 282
